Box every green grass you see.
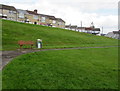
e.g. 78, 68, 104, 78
2, 19, 119, 50
2, 47, 118, 89
0, 71, 2, 90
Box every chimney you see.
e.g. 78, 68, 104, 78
34, 9, 37, 13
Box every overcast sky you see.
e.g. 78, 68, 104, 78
1, 0, 119, 34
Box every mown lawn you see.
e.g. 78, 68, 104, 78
2, 19, 118, 50
2, 47, 118, 89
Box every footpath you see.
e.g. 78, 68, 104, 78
1, 46, 119, 70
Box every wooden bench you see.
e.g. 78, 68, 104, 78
18, 40, 34, 49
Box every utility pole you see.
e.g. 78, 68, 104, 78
81, 21, 82, 27
69, 23, 71, 30
102, 27, 103, 35
101, 27, 103, 36
81, 21, 82, 32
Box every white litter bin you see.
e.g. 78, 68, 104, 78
37, 39, 42, 48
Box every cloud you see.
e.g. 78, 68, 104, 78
48, 0, 118, 11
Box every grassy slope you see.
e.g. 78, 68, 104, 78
2, 19, 118, 50
2, 47, 118, 89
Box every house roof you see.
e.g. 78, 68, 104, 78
40, 15, 64, 22
38, 14, 65, 22
56, 18, 65, 23
27, 10, 39, 15
85, 27, 100, 31
93, 28, 100, 31
17, 9, 28, 14
48, 16, 56, 20
70, 25, 77, 28
113, 31, 120, 34
85, 27, 93, 30
77, 27, 85, 29
0, 4, 17, 11
39, 14, 56, 20
65, 25, 71, 28
39, 14, 49, 17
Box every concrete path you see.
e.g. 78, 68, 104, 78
1, 46, 119, 70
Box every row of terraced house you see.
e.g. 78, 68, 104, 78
65, 24, 101, 35
0, 4, 65, 28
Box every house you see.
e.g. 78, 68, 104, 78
39, 14, 50, 26
65, 23, 100, 35
39, 14, 56, 27
65, 25, 71, 30
65, 25, 78, 31
85, 27, 93, 33
105, 30, 120, 39
92, 28, 100, 35
77, 27, 85, 32
56, 18, 65, 28
84, 27, 100, 35
39, 14, 65, 28
17, 9, 29, 23
84, 22, 100, 35
0, 4, 17, 21
47, 15, 57, 27
70, 25, 77, 31
101, 34, 106, 36
0, 4, 66, 28
26, 9, 40, 24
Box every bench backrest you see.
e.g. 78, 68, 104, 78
18, 40, 34, 45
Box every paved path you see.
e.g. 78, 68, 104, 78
1, 46, 119, 70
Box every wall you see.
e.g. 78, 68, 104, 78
0, 9, 17, 21
26, 14, 40, 24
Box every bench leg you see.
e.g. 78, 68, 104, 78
31, 45, 33, 49
20, 45, 23, 49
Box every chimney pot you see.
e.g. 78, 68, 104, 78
34, 9, 37, 13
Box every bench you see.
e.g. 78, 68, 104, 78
18, 40, 34, 49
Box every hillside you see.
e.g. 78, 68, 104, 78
2, 19, 119, 89
2, 19, 118, 50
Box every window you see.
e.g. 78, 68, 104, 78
9, 10, 13, 14
41, 17, 46, 22
0, 10, 2, 16
58, 22, 62, 25
33, 15, 38, 19
26, 19, 29, 21
53, 20, 56, 24
0, 13, 2, 16
8, 17, 14, 20
19, 13, 24, 18
13, 11, 16, 14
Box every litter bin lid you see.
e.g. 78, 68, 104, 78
37, 39, 42, 42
